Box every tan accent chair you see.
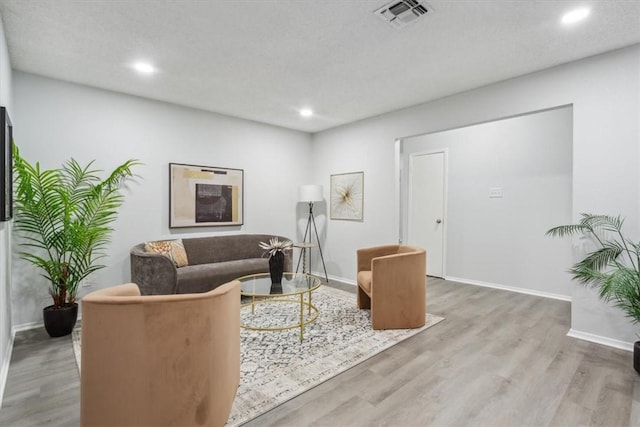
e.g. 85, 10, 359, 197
357, 245, 427, 330
80, 280, 240, 427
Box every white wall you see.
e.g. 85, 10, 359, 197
0, 11, 12, 407
313, 44, 640, 346
11, 72, 312, 327
401, 107, 573, 299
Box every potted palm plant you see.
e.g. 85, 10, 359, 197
12, 145, 139, 337
547, 213, 640, 373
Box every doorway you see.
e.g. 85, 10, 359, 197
407, 150, 446, 278
397, 106, 572, 297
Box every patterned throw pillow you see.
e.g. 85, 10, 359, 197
144, 239, 189, 268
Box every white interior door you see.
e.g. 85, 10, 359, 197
408, 151, 446, 278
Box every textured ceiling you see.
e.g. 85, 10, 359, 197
0, 0, 639, 133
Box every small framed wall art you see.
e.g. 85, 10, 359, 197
330, 171, 364, 221
169, 163, 244, 228
0, 107, 13, 222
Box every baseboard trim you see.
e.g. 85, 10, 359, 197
567, 328, 634, 352
0, 331, 15, 409
445, 276, 571, 302
310, 271, 356, 286
12, 321, 44, 333
13, 312, 84, 334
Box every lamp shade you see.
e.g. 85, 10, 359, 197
299, 185, 323, 202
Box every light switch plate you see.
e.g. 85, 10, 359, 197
489, 187, 503, 198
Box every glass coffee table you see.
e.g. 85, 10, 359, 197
237, 272, 321, 342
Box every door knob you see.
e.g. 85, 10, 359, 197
436, 219, 442, 224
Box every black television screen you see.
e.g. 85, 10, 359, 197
1, 106, 13, 221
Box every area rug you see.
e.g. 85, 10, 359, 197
72, 285, 444, 426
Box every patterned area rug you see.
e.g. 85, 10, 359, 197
72, 286, 444, 426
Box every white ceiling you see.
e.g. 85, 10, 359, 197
0, 0, 638, 133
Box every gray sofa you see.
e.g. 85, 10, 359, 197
130, 234, 292, 295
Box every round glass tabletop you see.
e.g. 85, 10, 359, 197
237, 272, 321, 297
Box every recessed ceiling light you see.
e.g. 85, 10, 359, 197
562, 8, 590, 25
132, 61, 157, 74
299, 108, 313, 118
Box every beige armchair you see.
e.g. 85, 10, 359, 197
357, 245, 427, 330
80, 280, 241, 427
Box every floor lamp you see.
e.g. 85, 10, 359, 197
297, 185, 329, 282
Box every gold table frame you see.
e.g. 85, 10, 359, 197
237, 272, 321, 342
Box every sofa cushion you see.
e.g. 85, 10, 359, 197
176, 258, 269, 294
144, 239, 189, 267
182, 234, 275, 265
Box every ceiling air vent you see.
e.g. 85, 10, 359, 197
374, 0, 429, 29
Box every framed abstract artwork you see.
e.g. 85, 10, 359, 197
0, 107, 13, 222
330, 171, 364, 221
169, 163, 244, 228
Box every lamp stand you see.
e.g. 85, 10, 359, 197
297, 201, 329, 282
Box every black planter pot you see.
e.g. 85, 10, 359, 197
43, 303, 78, 338
634, 341, 640, 375
269, 251, 285, 285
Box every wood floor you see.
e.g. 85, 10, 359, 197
1, 278, 640, 426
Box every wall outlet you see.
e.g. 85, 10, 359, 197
489, 187, 503, 198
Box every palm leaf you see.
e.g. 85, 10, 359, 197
598, 268, 640, 323
577, 242, 623, 271
581, 214, 624, 233
545, 223, 590, 238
